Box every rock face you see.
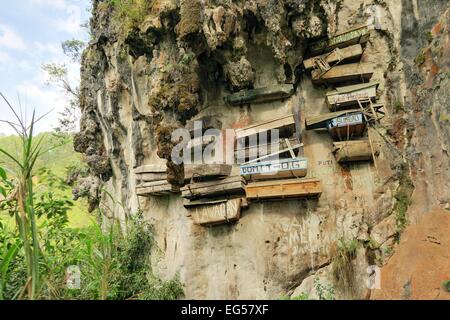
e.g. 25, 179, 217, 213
76, 0, 450, 299
371, 209, 450, 300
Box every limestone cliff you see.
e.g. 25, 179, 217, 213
75, 0, 450, 299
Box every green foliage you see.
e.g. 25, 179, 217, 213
443, 280, 450, 292
108, 0, 152, 34
62, 39, 86, 63
393, 100, 404, 113
314, 278, 335, 300
332, 237, 358, 298
415, 52, 426, 66
291, 292, 310, 300
439, 113, 450, 123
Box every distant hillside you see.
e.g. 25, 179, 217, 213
0, 133, 92, 228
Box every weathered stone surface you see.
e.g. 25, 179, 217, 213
75, 0, 450, 300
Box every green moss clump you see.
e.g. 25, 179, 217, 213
443, 280, 450, 292
109, 0, 152, 33
393, 100, 404, 113
415, 52, 426, 66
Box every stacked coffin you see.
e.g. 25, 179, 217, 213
304, 26, 385, 164
181, 165, 246, 227
236, 114, 322, 201
304, 25, 374, 85
135, 164, 179, 197
224, 84, 295, 106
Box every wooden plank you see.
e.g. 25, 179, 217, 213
181, 176, 247, 199
137, 183, 180, 197
224, 84, 295, 106
138, 180, 170, 188
190, 198, 242, 226
312, 63, 373, 85
306, 109, 362, 130
137, 172, 167, 182
309, 25, 370, 55
235, 137, 300, 161
235, 114, 296, 140
134, 164, 166, 174
333, 140, 373, 162
240, 158, 308, 181
246, 178, 322, 200
244, 144, 303, 164
184, 164, 232, 181
303, 44, 363, 70
185, 116, 222, 137
326, 82, 379, 110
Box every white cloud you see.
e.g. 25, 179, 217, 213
33, 41, 61, 55
0, 24, 26, 50
29, 0, 71, 10
53, 5, 83, 34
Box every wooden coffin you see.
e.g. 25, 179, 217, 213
309, 25, 370, 55
235, 137, 300, 162
136, 180, 180, 197
185, 116, 222, 137
135, 164, 167, 183
184, 164, 232, 182
312, 63, 373, 85
246, 178, 322, 200
326, 82, 379, 110
306, 109, 363, 130
181, 176, 247, 200
134, 164, 166, 174
240, 158, 308, 181
333, 140, 373, 163
235, 114, 297, 140
189, 198, 242, 226
303, 44, 363, 71
224, 84, 295, 106
327, 112, 367, 140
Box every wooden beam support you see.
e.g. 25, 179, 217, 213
246, 178, 322, 200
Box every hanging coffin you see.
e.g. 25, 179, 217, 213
326, 112, 367, 140
184, 164, 232, 182
333, 140, 373, 163
181, 176, 247, 200
246, 178, 322, 201
326, 82, 379, 111
224, 84, 295, 106
312, 63, 374, 85
189, 198, 242, 227
235, 137, 301, 162
136, 180, 180, 197
240, 158, 308, 181
235, 114, 297, 140
303, 44, 364, 71
309, 25, 370, 55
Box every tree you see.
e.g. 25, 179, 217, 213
42, 62, 80, 134
62, 39, 86, 63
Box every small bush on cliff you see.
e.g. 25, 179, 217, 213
444, 280, 450, 292
332, 237, 358, 298
109, 0, 152, 32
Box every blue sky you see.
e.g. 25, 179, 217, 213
0, 0, 91, 135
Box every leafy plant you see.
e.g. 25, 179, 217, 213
443, 280, 450, 292
332, 237, 358, 298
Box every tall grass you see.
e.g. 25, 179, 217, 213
0, 92, 52, 299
